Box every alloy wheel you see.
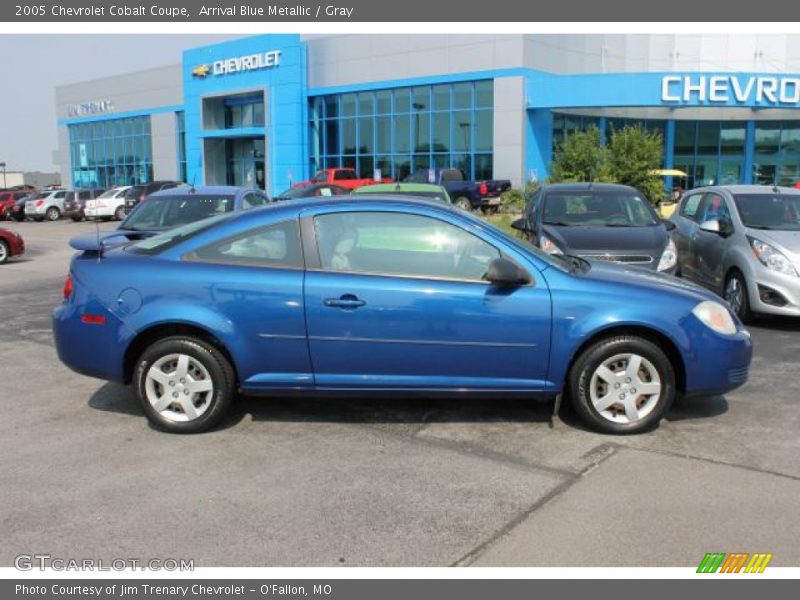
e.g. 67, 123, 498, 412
724, 276, 744, 315
144, 353, 214, 423
588, 353, 662, 425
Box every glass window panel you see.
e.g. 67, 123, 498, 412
780, 121, 800, 155
452, 154, 472, 179
453, 83, 472, 110
454, 112, 472, 152
432, 85, 450, 111
432, 154, 450, 169
342, 119, 357, 154
755, 123, 781, 155
474, 154, 493, 180
778, 163, 800, 186
374, 156, 392, 179
392, 155, 412, 180
376, 90, 392, 114
324, 156, 341, 169
342, 155, 357, 170
432, 112, 451, 153
376, 116, 391, 154
324, 96, 339, 119
476, 81, 493, 108
341, 94, 357, 118
325, 120, 340, 155
696, 122, 720, 155
358, 92, 374, 117
412, 86, 430, 112
720, 123, 746, 156
475, 109, 492, 153
674, 122, 696, 155
310, 97, 324, 120
414, 113, 430, 153
358, 155, 374, 178
394, 114, 411, 153
394, 88, 411, 113
358, 117, 374, 155
412, 153, 432, 173
253, 101, 265, 126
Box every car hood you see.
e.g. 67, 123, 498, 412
746, 228, 800, 262
543, 224, 667, 254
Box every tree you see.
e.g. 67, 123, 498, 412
549, 126, 613, 183
607, 125, 665, 204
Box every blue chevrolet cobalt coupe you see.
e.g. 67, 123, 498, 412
53, 197, 753, 434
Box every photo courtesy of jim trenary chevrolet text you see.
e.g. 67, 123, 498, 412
0, 0, 799, 597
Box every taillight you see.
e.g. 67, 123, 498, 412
479, 183, 488, 195
35, 200, 44, 207
63, 274, 74, 300
139, 194, 146, 201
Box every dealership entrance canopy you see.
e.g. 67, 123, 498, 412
54, 34, 800, 195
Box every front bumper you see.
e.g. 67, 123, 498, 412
681, 316, 753, 397
747, 270, 800, 317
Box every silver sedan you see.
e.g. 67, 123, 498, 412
670, 185, 800, 321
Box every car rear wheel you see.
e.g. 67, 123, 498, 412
0, 240, 9, 264
45, 207, 60, 221
134, 336, 236, 433
114, 206, 125, 220
454, 197, 472, 212
724, 270, 753, 323
71, 216, 83, 222
569, 336, 676, 434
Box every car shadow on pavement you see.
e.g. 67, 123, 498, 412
88, 382, 143, 417
750, 315, 800, 332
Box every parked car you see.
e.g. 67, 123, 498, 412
513, 183, 678, 273
670, 185, 800, 321
84, 186, 132, 221
25, 189, 67, 221
54, 196, 751, 435
0, 227, 24, 264
404, 168, 511, 212
124, 181, 183, 214
63, 188, 106, 222
7, 195, 31, 221
293, 168, 392, 190
0, 191, 31, 220
353, 182, 452, 203
274, 183, 350, 201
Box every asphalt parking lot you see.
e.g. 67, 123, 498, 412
1, 219, 799, 567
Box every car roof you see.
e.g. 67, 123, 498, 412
690, 184, 800, 195
147, 185, 252, 198
539, 182, 640, 193
356, 183, 445, 193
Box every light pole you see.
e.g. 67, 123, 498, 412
0, 162, 6, 188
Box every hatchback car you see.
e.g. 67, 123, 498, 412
63, 188, 106, 222
670, 185, 800, 321
84, 186, 132, 221
123, 180, 183, 214
25, 189, 67, 221
54, 197, 752, 435
0, 227, 24, 264
514, 183, 677, 273
353, 183, 452, 204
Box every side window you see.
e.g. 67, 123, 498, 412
242, 192, 268, 209
184, 220, 303, 268
680, 193, 703, 221
700, 193, 730, 224
313, 211, 500, 282
64, 192, 74, 202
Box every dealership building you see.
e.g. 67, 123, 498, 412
54, 33, 800, 196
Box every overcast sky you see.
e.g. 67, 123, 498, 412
0, 35, 235, 173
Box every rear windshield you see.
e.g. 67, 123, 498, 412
121, 194, 235, 231
542, 191, 658, 227
128, 212, 234, 255
733, 194, 800, 231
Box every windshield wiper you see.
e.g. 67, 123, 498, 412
543, 220, 572, 226
746, 225, 776, 230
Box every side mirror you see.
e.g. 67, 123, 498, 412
699, 219, 721, 234
662, 219, 676, 231
484, 257, 532, 287
511, 217, 534, 233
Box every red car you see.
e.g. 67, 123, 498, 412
0, 227, 25, 264
0, 191, 30, 220
293, 168, 392, 190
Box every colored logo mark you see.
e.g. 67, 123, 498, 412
191, 64, 211, 78
697, 552, 773, 573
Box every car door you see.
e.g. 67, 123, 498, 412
302, 207, 552, 390
671, 191, 705, 281
692, 192, 733, 292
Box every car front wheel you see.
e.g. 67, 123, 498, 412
569, 336, 676, 434
724, 270, 753, 323
114, 206, 125, 220
134, 336, 236, 433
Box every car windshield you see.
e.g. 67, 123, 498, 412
128, 212, 234, 254
542, 191, 658, 227
121, 194, 235, 231
311, 172, 328, 183
733, 194, 800, 231
97, 188, 122, 199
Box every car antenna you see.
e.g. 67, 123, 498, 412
189, 173, 197, 194
95, 218, 104, 262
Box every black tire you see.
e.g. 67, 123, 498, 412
724, 270, 753, 323
45, 207, 60, 221
0, 240, 9, 265
71, 216, 83, 222
568, 335, 676, 435
454, 197, 472, 212
134, 336, 236, 434
114, 206, 125, 221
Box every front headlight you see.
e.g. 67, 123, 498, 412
692, 300, 738, 335
748, 237, 799, 277
657, 237, 677, 272
538, 233, 563, 255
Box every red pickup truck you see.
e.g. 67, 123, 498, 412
294, 168, 392, 190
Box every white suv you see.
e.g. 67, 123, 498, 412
84, 186, 131, 221
25, 189, 67, 221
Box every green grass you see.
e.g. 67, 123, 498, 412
481, 213, 524, 239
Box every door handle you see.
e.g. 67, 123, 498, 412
323, 294, 366, 309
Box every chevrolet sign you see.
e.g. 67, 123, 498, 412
67, 100, 114, 117
192, 50, 282, 79
662, 75, 800, 105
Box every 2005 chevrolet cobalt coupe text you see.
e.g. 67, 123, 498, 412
53, 197, 752, 434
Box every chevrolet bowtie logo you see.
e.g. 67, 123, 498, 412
191, 64, 211, 78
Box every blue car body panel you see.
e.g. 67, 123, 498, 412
53, 197, 752, 400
